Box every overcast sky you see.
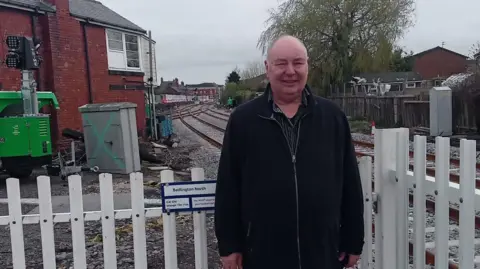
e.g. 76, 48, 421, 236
98, 0, 480, 85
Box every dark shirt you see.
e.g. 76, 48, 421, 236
267, 88, 309, 154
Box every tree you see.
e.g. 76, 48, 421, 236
257, 0, 415, 91
226, 70, 241, 83
240, 61, 266, 80
469, 41, 480, 59
389, 48, 414, 72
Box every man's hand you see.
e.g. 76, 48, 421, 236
221, 253, 243, 269
339, 252, 360, 268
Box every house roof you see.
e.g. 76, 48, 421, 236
186, 82, 218, 88
241, 74, 268, 89
354, 71, 423, 83
155, 81, 188, 95
0, 0, 56, 12
69, 0, 146, 33
411, 46, 468, 59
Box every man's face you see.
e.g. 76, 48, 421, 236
265, 44, 308, 97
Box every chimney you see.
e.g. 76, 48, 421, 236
160, 77, 164, 83
181, 81, 184, 86
42, 0, 69, 9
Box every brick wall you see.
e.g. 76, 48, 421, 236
84, 26, 146, 133
413, 49, 468, 80
0, 1, 147, 149
0, 8, 35, 90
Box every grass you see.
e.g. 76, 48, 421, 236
349, 120, 371, 134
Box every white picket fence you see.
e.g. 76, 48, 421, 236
0, 127, 478, 269
0, 168, 209, 269
368, 128, 479, 269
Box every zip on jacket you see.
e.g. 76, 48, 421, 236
259, 112, 309, 269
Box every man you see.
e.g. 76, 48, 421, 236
214, 35, 364, 269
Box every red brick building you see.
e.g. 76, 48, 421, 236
0, 0, 149, 148
412, 46, 469, 81
185, 83, 219, 100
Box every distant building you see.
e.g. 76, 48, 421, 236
154, 78, 188, 103
185, 82, 219, 100
350, 71, 424, 95
410, 46, 469, 83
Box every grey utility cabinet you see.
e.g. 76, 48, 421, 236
429, 86, 452, 137
79, 102, 141, 174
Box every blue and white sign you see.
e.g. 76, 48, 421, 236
160, 180, 216, 213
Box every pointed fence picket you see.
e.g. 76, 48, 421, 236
0, 168, 210, 269
0, 128, 479, 269
371, 128, 480, 269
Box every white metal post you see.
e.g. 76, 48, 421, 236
374, 128, 406, 269
192, 168, 208, 269
161, 170, 178, 269
459, 139, 476, 269
413, 135, 426, 269
395, 128, 409, 269
434, 136, 450, 269
359, 156, 373, 269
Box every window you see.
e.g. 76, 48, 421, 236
406, 82, 416, 88
434, 80, 444, 87
106, 29, 142, 71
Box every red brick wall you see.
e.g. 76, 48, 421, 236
1, 1, 146, 149
41, 0, 145, 147
413, 49, 468, 80
84, 26, 146, 132
0, 8, 36, 90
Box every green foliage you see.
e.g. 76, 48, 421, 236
257, 0, 416, 89
220, 82, 256, 105
226, 71, 241, 84
389, 48, 414, 72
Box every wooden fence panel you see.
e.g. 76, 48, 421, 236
330, 96, 418, 127
330, 93, 478, 131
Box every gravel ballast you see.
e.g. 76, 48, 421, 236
0, 116, 223, 268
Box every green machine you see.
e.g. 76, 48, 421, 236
0, 36, 59, 178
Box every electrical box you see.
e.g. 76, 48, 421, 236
429, 86, 452, 136
79, 102, 140, 174
0, 115, 52, 157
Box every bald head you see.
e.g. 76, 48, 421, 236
266, 35, 308, 62
264, 35, 309, 103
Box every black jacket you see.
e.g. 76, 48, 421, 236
214, 86, 364, 269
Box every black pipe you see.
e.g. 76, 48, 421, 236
30, 12, 41, 91
81, 21, 93, 104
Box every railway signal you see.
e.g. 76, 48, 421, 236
4, 35, 42, 70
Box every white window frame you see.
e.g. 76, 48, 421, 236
105, 29, 142, 72
406, 82, 416, 88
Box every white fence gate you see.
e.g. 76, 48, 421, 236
367, 128, 479, 269
0, 127, 478, 268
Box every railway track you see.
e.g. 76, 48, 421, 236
177, 111, 480, 268
199, 108, 480, 189
204, 109, 229, 121
172, 104, 206, 119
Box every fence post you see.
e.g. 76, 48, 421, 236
161, 169, 178, 269
374, 128, 406, 269
359, 156, 373, 269
459, 138, 476, 269
130, 172, 148, 268
6, 178, 26, 269
37, 176, 57, 269
413, 135, 426, 269
191, 168, 208, 269
395, 128, 409, 269
434, 136, 450, 269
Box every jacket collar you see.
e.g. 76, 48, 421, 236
258, 83, 316, 117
